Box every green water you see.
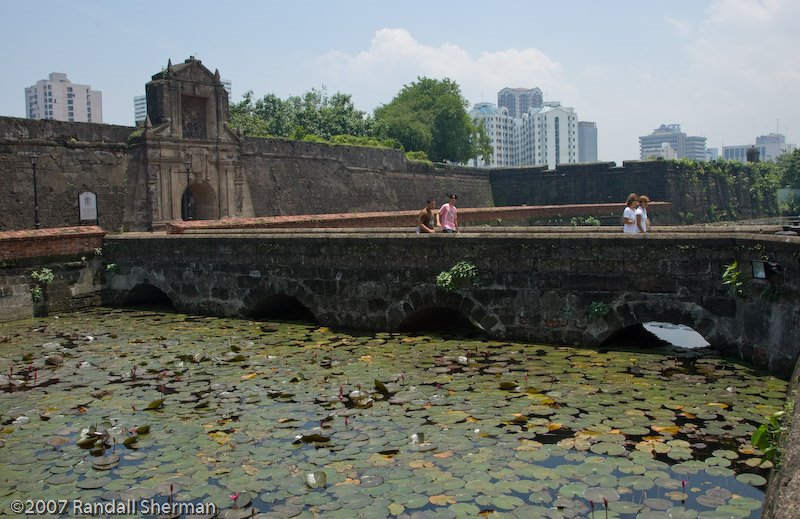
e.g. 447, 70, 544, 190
0, 308, 788, 518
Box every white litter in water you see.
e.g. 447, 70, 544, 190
643, 322, 711, 349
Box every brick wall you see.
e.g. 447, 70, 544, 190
0, 226, 105, 261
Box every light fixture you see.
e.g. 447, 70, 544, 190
751, 260, 781, 280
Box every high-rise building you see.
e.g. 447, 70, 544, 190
471, 102, 515, 166
135, 79, 231, 124
639, 124, 706, 161
470, 101, 577, 169
578, 121, 598, 163
133, 95, 147, 124
497, 87, 543, 119
756, 133, 795, 161
25, 73, 102, 123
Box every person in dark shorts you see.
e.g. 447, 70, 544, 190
417, 199, 437, 233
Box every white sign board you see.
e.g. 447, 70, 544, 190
79, 191, 98, 221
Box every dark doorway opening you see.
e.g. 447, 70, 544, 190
123, 284, 176, 312
249, 295, 317, 323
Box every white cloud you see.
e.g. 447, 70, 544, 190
682, 0, 800, 136
318, 28, 570, 110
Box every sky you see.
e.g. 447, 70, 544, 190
1, 0, 798, 165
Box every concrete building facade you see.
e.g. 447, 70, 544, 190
25, 73, 102, 123
578, 121, 598, 163
497, 87, 543, 119
639, 124, 706, 161
470, 100, 578, 169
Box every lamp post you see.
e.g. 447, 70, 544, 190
30, 154, 40, 229
184, 160, 192, 220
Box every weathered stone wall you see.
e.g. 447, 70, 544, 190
242, 137, 495, 215
489, 160, 779, 225
103, 231, 800, 377
0, 227, 107, 321
0, 117, 135, 232
0, 259, 104, 322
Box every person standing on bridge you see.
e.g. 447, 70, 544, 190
622, 193, 639, 234
417, 199, 437, 233
636, 195, 650, 233
438, 194, 459, 233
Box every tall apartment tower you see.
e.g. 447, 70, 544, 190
578, 121, 598, 163
639, 124, 706, 161
470, 101, 577, 169
135, 79, 231, 124
25, 73, 102, 123
497, 87, 542, 119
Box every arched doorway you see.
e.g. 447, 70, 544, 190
181, 181, 218, 221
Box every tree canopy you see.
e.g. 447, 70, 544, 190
228, 78, 491, 164
777, 148, 800, 188
373, 77, 490, 163
229, 86, 374, 140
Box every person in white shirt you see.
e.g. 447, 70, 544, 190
622, 193, 639, 234
635, 195, 650, 233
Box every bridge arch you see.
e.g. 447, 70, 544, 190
241, 277, 318, 322
594, 296, 719, 347
389, 286, 504, 336
122, 282, 176, 310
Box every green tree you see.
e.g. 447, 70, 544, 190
777, 148, 800, 188
472, 120, 493, 166
229, 86, 374, 140
229, 90, 270, 136
374, 77, 483, 163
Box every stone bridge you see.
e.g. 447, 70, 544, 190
103, 227, 800, 377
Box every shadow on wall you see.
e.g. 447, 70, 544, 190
248, 295, 317, 323
123, 284, 176, 312
398, 306, 486, 337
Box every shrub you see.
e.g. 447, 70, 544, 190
722, 261, 744, 298
436, 261, 479, 292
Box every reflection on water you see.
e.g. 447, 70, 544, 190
643, 322, 711, 349
0, 308, 787, 518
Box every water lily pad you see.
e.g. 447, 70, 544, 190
735, 473, 767, 486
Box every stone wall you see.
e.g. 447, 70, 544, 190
0, 227, 106, 321
103, 230, 800, 377
0, 117, 134, 232
0, 116, 780, 232
242, 137, 494, 215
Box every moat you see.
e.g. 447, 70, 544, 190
0, 308, 787, 518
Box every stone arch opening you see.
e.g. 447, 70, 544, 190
123, 284, 176, 311
601, 322, 710, 349
248, 295, 317, 323
183, 181, 218, 221
398, 306, 485, 337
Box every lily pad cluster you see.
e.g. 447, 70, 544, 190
0, 308, 787, 518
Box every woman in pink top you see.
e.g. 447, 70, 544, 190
437, 194, 459, 233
